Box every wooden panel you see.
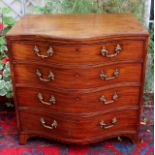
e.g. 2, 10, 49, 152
19, 109, 138, 144
16, 86, 140, 113
11, 39, 144, 64
14, 63, 142, 89
19, 109, 138, 143
7, 14, 148, 40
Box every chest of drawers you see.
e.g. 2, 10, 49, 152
7, 13, 148, 145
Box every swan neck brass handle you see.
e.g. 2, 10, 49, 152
34, 45, 54, 59
100, 68, 119, 80
36, 69, 54, 82
101, 44, 122, 58
37, 93, 56, 105
99, 117, 117, 129
40, 117, 57, 130
99, 92, 118, 104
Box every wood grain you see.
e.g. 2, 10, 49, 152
16, 86, 140, 113
11, 39, 144, 64
14, 63, 142, 89
7, 13, 148, 41
19, 109, 138, 144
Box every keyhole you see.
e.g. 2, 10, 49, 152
75, 97, 80, 101
75, 48, 80, 52
74, 73, 80, 77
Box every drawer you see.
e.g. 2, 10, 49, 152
19, 109, 138, 143
11, 39, 144, 64
16, 86, 140, 113
14, 63, 142, 89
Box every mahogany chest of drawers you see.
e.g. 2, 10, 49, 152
7, 13, 148, 145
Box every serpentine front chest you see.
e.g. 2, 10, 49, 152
7, 13, 148, 145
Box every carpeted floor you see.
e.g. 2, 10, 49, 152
0, 105, 153, 155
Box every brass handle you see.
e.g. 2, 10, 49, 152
101, 44, 122, 58
40, 117, 57, 130
99, 117, 117, 129
100, 68, 119, 80
37, 93, 56, 105
99, 92, 118, 104
34, 45, 54, 58
36, 69, 54, 82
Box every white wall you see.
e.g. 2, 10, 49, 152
0, 0, 44, 20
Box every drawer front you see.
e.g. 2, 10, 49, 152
11, 40, 144, 64
19, 109, 138, 141
16, 86, 140, 113
14, 63, 142, 89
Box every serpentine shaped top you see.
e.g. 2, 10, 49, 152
7, 13, 148, 41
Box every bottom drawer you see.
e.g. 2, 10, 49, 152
19, 109, 138, 143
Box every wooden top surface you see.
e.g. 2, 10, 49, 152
7, 13, 148, 40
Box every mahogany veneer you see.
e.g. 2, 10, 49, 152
7, 13, 148, 145
12, 39, 144, 64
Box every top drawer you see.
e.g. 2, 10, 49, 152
10, 39, 144, 64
